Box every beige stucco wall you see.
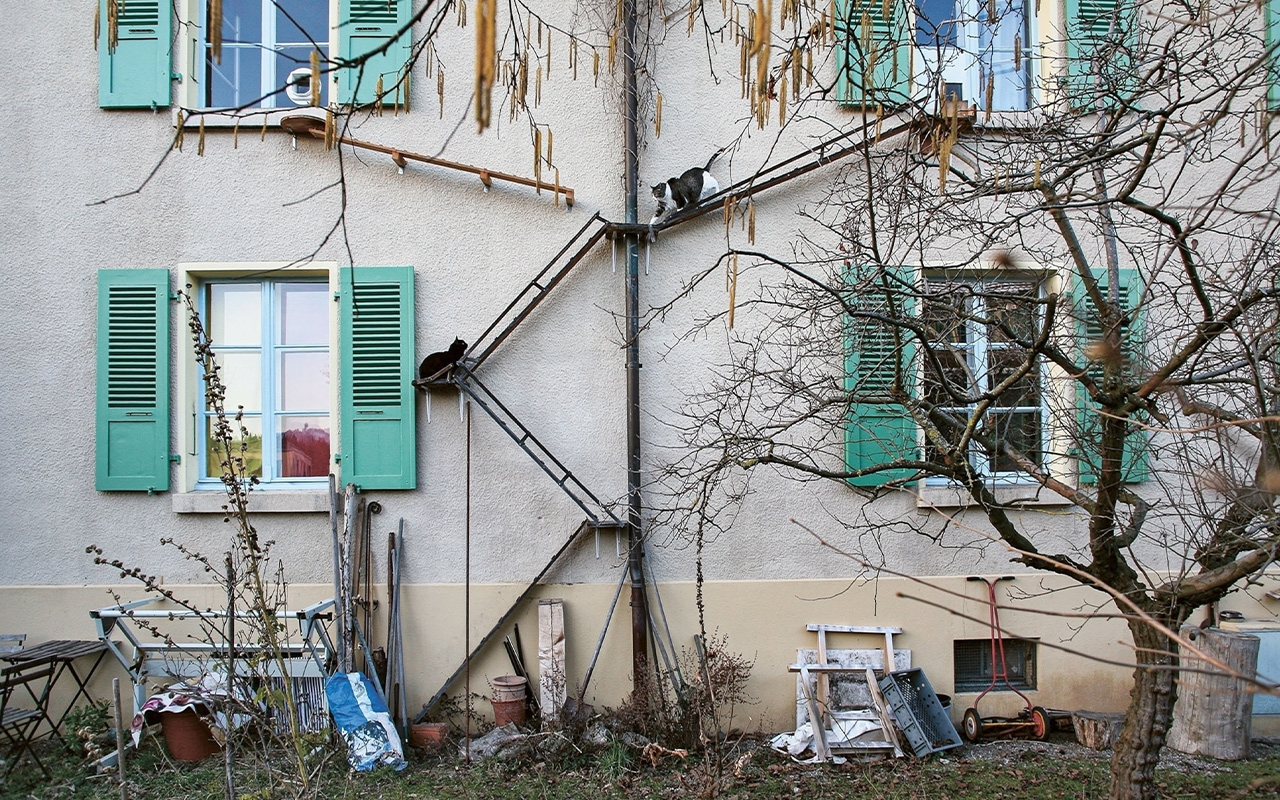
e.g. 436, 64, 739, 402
3, 575, 1276, 732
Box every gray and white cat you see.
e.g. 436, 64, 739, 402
650, 150, 723, 225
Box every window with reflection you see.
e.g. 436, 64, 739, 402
201, 0, 330, 109
921, 277, 1044, 477
913, 0, 1032, 112
201, 280, 330, 484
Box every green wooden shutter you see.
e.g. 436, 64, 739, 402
845, 268, 916, 486
340, 266, 416, 490
835, 0, 911, 107
98, 0, 173, 109
338, 0, 412, 107
1075, 269, 1148, 485
96, 269, 171, 492
1063, 0, 1136, 105
1267, 0, 1280, 110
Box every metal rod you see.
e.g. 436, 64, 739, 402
621, 0, 649, 703
415, 520, 592, 721
576, 566, 629, 705
470, 215, 610, 369
280, 115, 576, 206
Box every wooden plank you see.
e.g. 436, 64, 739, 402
807, 625, 903, 634
797, 665, 832, 761
816, 628, 830, 716
865, 668, 904, 758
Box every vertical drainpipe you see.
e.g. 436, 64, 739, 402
622, 0, 650, 699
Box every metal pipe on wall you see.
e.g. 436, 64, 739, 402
621, 0, 650, 695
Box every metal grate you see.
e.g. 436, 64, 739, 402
954, 637, 1036, 692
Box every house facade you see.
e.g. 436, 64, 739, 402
2, 0, 1278, 736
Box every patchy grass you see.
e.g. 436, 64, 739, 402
4, 734, 1279, 800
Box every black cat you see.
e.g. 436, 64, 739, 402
413, 338, 467, 388
649, 150, 724, 225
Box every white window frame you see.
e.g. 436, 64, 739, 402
914, 264, 1076, 508
174, 0, 339, 125
174, 262, 339, 514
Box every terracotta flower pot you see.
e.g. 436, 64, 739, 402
159, 708, 221, 762
409, 721, 449, 749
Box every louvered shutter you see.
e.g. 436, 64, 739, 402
98, 0, 173, 109
340, 266, 416, 490
835, 0, 911, 107
96, 269, 171, 491
1074, 269, 1148, 485
338, 0, 412, 107
1063, 0, 1135, 105
845, 268, 917, 486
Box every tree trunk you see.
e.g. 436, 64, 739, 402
1108, 616, 1182, 800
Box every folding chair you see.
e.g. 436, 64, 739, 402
1, 662, 55, 778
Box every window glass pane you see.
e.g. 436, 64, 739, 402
986, 283, 1037, 341
209, 284, 262, 346
916, 0, 957, 46
923, 290, 967, 344
279, 284, 329, 345
984, 411, 1042, 470
989, 349, 1040, 406
205, 415, 263, 478
217, 0, 262, 44
206, 351, 262, 412
924, 349, 973, 406
280, 351, 330, 410
277, 0, 328, 43
206, 45, 265, 108
278, 416, 331, 478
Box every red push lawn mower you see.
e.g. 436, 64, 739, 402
960, 576, 1051, 742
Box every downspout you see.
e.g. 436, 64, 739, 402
622, 0, 650, 699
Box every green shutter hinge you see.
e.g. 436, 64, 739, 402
169, 454, 182, 463
333, 292, 341, 302
333, 454, 341, 463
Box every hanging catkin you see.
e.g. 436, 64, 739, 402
805, 47, 813, 86
233, 118, 240, 149
260, 115, 267, 142
458, 0, 467, 25
655, 92, 663, 137
723, 196, 732, 239
175, 111, 185, 151
791, 47, 801, 96
546, 30, 552, 76
546, 128, 553, 165
608, 28, 618, 72
438, 68, 445, 118
310, 50, 321, 107
593, 49, 600, 86
107, 0, 119, 53
210, 0, 222, 62
402, 70, 411, 113
1033, 159, 1042, 187
375, 75, 385, 115
197, 117, 206, 156
94, 2, 100, 51
535, 65, 542, 106
1013, 34, 1022, 72
554, 168, 561, 207
748, 198, 756, 243
728, 254, 739, 329
475, 0, 496, 132
534, 128, 542, 184
778, 78, 787, 124
985, 72, 994, 122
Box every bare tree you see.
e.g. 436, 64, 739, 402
654, 2, 1280, 799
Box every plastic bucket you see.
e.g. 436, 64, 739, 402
159, 708, 221, 762
491, 675, 528, 702
492, 697, 527, 727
